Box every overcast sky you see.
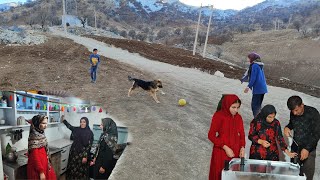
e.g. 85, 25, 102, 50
180, 0, 265, 10
0, 0, 265, 10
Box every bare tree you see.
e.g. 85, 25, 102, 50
174, 28, 181, 36
181, 27, 193, 46
215, 47, 223, 58
26, 15, 36, 27
128, 30, 136, 39
198, 32, 206, 46
293, 20, 302, 32
156, 29, 169, 40
38, 9, 49, 29
312, 24, 320, 36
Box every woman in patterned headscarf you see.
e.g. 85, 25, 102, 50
61, 115, 94, 180
92, 118, 118, 179
27, 114, 57, 180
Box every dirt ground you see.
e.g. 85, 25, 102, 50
86, 35, 320, 98
0, 31, 319, 180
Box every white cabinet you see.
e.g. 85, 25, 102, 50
60, 145, 71, 174
48, 139, 73, 175
1, 91, 61, 128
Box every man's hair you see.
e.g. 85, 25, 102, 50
287, 96, 303, 110
93, 48, 98, 51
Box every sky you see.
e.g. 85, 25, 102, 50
180, 0, 265, 10
0, 0, 265, 10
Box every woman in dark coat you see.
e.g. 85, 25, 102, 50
92, 118, 118, 179
248, 105, 297, 160
61, 115, 94, 180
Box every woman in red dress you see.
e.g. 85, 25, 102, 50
248, 105, 297, 160
27, 114, 57, 180
208, 94, 246, 180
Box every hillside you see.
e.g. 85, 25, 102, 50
220, 29, 320, 87
0, 30, 320, 180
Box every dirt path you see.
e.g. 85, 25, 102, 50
49, 28, 320, 180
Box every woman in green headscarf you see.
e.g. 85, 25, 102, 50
92, 118, 118, 179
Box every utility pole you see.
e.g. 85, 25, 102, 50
193, 4, 202, 56
94, 7, 97, 29
202, 5, 213, 58
74, 0, 78, 16
62, 0, 67, 33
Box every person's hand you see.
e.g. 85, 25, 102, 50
284, 127, 291, 137
258, 139, 270, 148
82, 157, 87, 164
223, 145, 235, 158
300, 149, 309, 161
39, 172, 46, 180
60, 115, 65, 123
99, 167, 105, 174
244, 87, 250, 93
285, 149, 297, 158
239, 147, 245, 158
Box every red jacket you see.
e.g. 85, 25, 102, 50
27, 147, 56, 180
208, 95, 245, 180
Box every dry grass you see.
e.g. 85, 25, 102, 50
221, 29, 320, 87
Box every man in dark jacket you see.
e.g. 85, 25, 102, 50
284, 95, 320, 180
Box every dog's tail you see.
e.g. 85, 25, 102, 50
128, 76, 134, 81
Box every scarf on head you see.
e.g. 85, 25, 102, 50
72, 117, 93, 151
28, 115, 50, 167
254, 104, 277, 128
241, 58, 264, 83
95, 118, 118, 158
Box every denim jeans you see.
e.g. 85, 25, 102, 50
251, 94, 265, 118
91, 66, 98, 81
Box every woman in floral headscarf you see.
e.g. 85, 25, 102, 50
27, 114, 56, 180
91, 118, 118, 179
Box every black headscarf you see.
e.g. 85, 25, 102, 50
255, 105, 277, 127
72, 117, 93, 151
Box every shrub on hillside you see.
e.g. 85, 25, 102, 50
136, 33, 147, 41
120, 30, 127, 38
128, 30, 136, 39
156, 29, 169, 40
110, 26, 119, 35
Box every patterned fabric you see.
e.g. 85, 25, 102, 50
63, 119, 93, 180
248, 105, 287, 160
28, 115, 50, 168
94, 118, 118, 159
66, 145, 92, 180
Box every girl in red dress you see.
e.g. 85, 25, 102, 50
27, 115, 57, 180
248, 105, 297, 160
208, 94, 246, 180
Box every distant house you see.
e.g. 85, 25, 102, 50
62, 15, 84, 27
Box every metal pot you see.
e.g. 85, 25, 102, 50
6, 148, 18, 163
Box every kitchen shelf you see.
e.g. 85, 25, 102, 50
0, 107, 12, 109
0, 91, 61, 129
17, 109, 47, 113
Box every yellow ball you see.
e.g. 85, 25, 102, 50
178, 99, 187, 106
